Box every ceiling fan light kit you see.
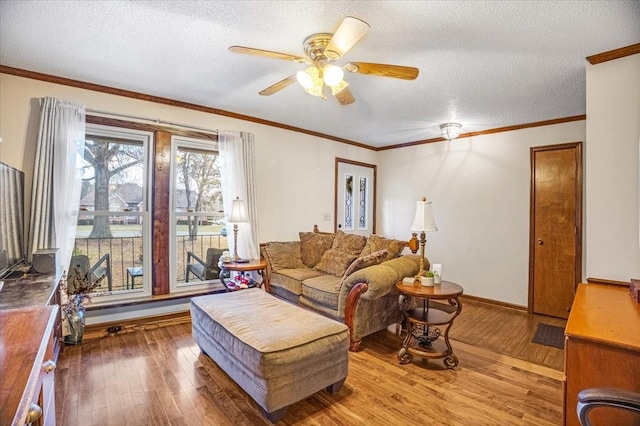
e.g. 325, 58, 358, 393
229, 16, 419, 105
440, 123, 462, 141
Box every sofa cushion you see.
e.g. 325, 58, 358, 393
338, 249, 389, 290
331, 230, 367, 256
299, 232, 336, 268
271, 268, 324, 296
265, 241, 305, 271
301, 275, 342, 310
314, 249, 358, 277
360, 235, 406, 260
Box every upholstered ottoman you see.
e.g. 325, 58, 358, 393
190, 289, 349, 423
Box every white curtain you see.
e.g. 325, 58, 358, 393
219, 130, 259, 260
29, 97, 85, 274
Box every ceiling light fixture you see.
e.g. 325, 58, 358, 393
440, 123, 462, 141
296, 64, 349, 99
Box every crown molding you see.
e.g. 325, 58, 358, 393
376, 115, 586, 151
586, 43, 640, 65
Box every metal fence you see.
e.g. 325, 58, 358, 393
72, 233, 228, 292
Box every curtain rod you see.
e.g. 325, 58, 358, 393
86, 108, 219, 135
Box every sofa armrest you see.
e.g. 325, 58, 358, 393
381, 254, 424, 279
340, 255, 421, 300
340, 264, 400, 302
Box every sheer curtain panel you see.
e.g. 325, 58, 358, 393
29, 97, 85, 274
219, 130, 259, 260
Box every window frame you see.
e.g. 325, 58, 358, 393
80, 123, 154, 304
169, 135, 224, 293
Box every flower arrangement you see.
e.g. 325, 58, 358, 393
60, 265, 106, 315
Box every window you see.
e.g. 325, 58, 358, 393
169, 136, 226, 293
74, 124, 152, 301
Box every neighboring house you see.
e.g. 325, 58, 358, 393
79, 183, 144, 224
79, 183, 222, 225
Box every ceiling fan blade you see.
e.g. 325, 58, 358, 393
334, 87, 355, 105
259, 75, 298, 96
324, 17, 370, 60
229, 46, 309, 63
345, 62, 419, 80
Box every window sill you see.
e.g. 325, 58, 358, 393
85, 284, 226, 311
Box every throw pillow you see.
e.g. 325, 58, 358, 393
264, 242, 306, 271
314, 249, 359, 277
331, 230, 367, 256
360, 234, 406, 260
299, 232, 336, 268
340, 249, 389, 285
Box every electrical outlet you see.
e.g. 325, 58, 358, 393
107, 326, 122, 334
323, 213, 331, 221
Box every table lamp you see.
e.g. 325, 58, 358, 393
228, 196, 248, 262
410, 196, 437, 280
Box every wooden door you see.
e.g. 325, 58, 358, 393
529, 143, 582, 318
335, 158, 376, 235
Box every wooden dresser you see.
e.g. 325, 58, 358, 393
563, 282, 640, 426
0, 272, 63, 361
0, 305, 59, 425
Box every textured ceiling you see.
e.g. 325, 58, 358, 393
1, 1, 639, 147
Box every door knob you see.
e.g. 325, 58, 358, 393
537, 239, 543, 245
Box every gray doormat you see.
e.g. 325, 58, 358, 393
532, 323, 565, 349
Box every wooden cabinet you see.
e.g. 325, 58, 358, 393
563, 283, 640, 426
0, 305, 59, 425
47, 279, 63, 362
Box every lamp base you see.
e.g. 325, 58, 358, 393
414, 231, 427, 280
232, 224, 240, 261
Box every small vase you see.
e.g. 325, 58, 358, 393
434, 275, 442, 284
420, 276, 435, 287
65, 310, 85, 345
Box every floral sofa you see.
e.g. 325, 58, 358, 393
261, 228, 425, 351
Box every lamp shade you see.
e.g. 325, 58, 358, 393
228, 197, 248, 223
296, 69, 314, 89
297, 66, 325, 98
410, 197, 437, 232
323, 64, 344, 86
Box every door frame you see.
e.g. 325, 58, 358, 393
528, 142, 583, 314
334, 158, 377, 234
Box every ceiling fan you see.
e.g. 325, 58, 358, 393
229, 16, 419, 105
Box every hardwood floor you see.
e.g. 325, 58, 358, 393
452, 298, 566, 371
55, 299, 566, 425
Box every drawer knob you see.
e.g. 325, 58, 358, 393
26, 403, 42, 423
43, 360, 56, 373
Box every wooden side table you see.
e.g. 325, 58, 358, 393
396, 280, 463, 368
218, 259, 270, 292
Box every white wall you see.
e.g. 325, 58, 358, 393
378, 121, 586, 306
585, 54, 640, 281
